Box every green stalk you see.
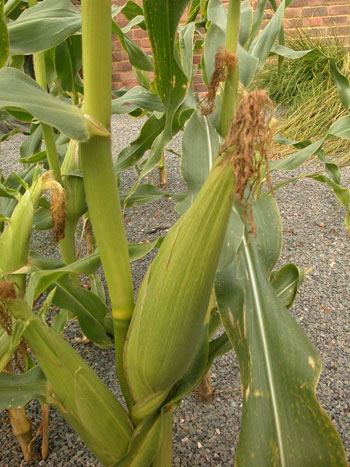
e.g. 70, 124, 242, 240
152, 412, 173, 467
60, 219, 78, 265
33, 51, 79, 277
80, 0, 134, 407
158, 152, 167, 187
33, 52, 62, 185
30, 0, 78, 271
219, 0, 240, 137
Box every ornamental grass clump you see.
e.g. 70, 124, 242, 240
252, 30, 350, 163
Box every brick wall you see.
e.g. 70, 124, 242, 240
112, 0, 350, 90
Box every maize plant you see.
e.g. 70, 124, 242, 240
0, 0, 350, 465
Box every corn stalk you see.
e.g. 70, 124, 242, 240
79, 0, 134, 408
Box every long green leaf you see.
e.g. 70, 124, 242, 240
54, 35, 82, 94
203, 0, 226, 83
248, 0, 285, 71
49, 277, 112, 348
179, 22, 195, 81
23, 239, 162, 304
271, 263, 306, 309
177, 109, 220, 214
0, 320, 28, 372
215, 201, 346, 465
112, 86, 163, 114
115, 114, 165, 173
330, 59, 350, 109
0, 67, 92, 141
120, 184, 171, 207
120, 0, 144, 25
132, 0, 190, 181
0, 0, 9, 68
112, 19, 153, 72
0, 365, 49, 411
237, 43, 259, 87
249, 0, 268, 45
4, 0, 22, 17
271, 114, 350, 173
8, 0, 81, 55
239, 0, 252, 47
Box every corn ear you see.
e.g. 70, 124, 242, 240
5, 294, 133, 465
124, 154, 235, 422
61, 140, 86, 225
0, 172, 64, 288
0, 174, 43, 289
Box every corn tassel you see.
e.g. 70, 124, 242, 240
124, 154, 235, 422
4, 294, 133, 466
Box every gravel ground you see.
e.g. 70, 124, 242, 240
0, 115, 349, 466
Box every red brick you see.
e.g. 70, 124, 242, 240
302, 7, 328, 17
329, 5, 350, 16
116, 18, 128, 28
193, 74, 203, 84
131, 29, 147, 39
322, 15, 348, 26
307, 0, 323, 5
322, 0, 348, 4
285, 9, 303, 18
303, 27, 328, 38
302, 16, 323, 27
194, 83, 207, 94
327, 25, 350, 36
116, 61, 132, 72
287, 0, 307, 7
284, 18, 303, 29
193, 54, 201, 65
141, 38, 151, 49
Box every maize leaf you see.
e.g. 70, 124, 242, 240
125, 154, 235, 420
0, 365, 49, 411
177, 109, 219, 215
8, 0, 81, 56
270, 263, 306, 309
50, 276, 112, 348
0, 68, 106, 141
6, 297, 133, 466
127, 0, 190, 192
21, 238, 162, 305
0, 320, 28, 372
0, 0, 9, 68
215, 195, 347, 466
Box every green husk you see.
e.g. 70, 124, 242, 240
61, 140, 86, 228
124, 153, 235, 422
0, 172, 61, 289
5, 295, 133, 466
